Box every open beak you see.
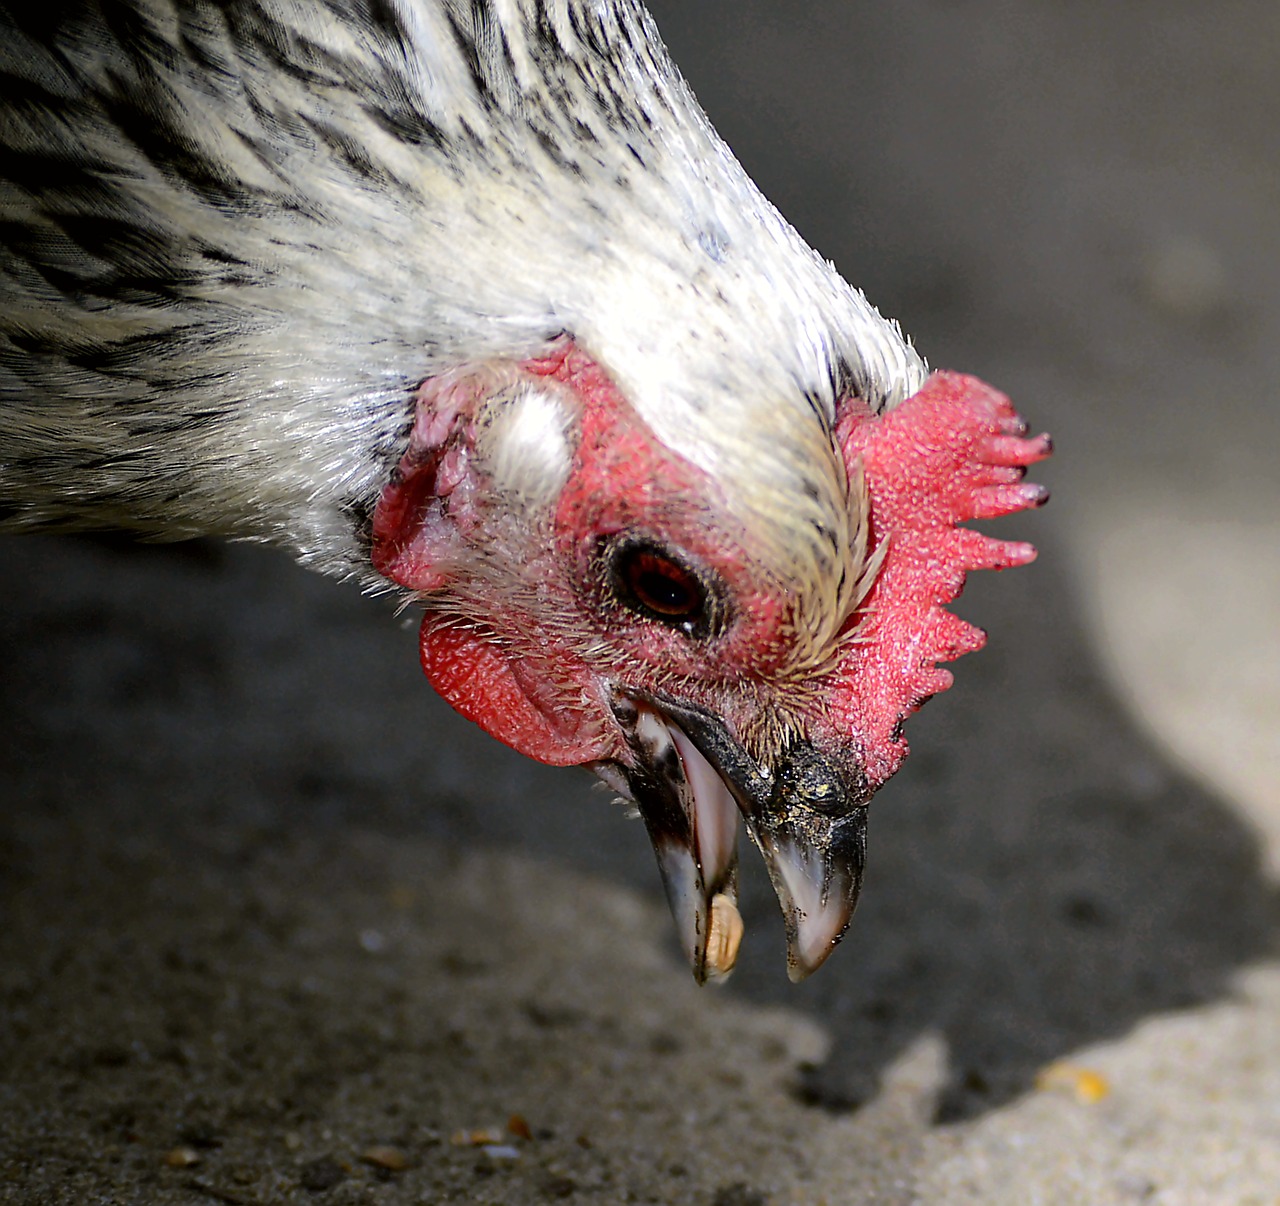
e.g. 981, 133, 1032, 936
606, 695, 870, 983
604, 697, 743, 984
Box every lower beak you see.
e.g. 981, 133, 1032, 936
609, 696, 870, 983
606, 699, 743, 984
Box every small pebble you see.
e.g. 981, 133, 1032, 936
450, 1127, 504, 1147
299, 1157, 347, 1192
164, 1147, 200, 1168
481, 1144, 521, 1161
1115, 1172, 1158, 1199
1035, 1061, 1111, 1104
361, 1145, 411, 1171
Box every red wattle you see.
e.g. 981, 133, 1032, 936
418, 614, 603, 766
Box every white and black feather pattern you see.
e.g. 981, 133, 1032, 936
0, 0, 926, 630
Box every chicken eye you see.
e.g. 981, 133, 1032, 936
626, 552, 699, 616
609, 540, 711, 634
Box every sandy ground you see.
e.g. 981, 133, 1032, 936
2, 2, 1279, 1203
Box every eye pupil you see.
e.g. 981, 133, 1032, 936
629, 559, 696, 616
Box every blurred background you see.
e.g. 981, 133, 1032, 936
2, 3, 1278, 1202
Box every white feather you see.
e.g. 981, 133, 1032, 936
0, 0, 927, 639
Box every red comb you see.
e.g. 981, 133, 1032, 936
826, 371, 1052, 786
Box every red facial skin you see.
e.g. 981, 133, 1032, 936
371, 338, 1050, 789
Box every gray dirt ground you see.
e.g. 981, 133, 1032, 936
2, 2, 1279, 1203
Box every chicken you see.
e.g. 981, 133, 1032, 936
0, 0, 1050, 981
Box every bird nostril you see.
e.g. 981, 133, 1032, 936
771, 741, 866, 819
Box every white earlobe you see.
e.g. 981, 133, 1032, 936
472, 378, 581, 510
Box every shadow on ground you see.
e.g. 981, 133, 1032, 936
1, 532, 1273, 1136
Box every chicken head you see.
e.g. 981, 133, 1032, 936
372, 336, 1050, 982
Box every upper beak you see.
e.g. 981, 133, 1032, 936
607, 694, 870, 983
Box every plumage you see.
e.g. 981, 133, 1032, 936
0, 0, 1049, 980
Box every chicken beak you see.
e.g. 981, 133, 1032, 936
612, 696, 868, 983
743, 740, 869, 982
609, 699, 744, 984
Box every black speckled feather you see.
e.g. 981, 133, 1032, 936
0, 0, 924, 587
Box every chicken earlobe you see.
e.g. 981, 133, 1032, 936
371, 354, 612, 766
372, 361, 581, 593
